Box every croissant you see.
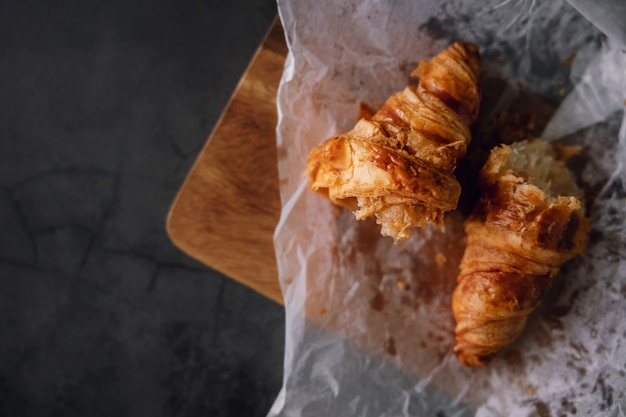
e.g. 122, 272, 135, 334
452, 139, 590, 367
306, 42, 481, 240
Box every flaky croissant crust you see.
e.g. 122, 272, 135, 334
306, 42, 481, 240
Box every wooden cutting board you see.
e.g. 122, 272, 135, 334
167, 19, 286, 304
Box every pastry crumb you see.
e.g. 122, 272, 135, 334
517, 380, 537, 396
396, 281, 409, 291
357, 101, 376, 121
385, 337, 397, 356
435, 253, 447, 266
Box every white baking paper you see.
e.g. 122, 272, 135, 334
271, 0, 626, 416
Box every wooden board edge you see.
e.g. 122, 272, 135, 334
166, 18, 286, 305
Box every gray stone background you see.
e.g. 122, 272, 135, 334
0, 0, 285, 416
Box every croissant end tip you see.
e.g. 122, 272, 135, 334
454, 41, 479, 54
454, 344, 495, 368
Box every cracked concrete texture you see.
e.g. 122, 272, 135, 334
0, 1, 284, 416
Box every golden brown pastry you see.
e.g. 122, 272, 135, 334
306, 42, 481, 241
452, 139, 590, 367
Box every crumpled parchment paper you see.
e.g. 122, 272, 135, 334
270, 0, 626, 415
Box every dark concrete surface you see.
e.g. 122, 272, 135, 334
0, 1, 285, 416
